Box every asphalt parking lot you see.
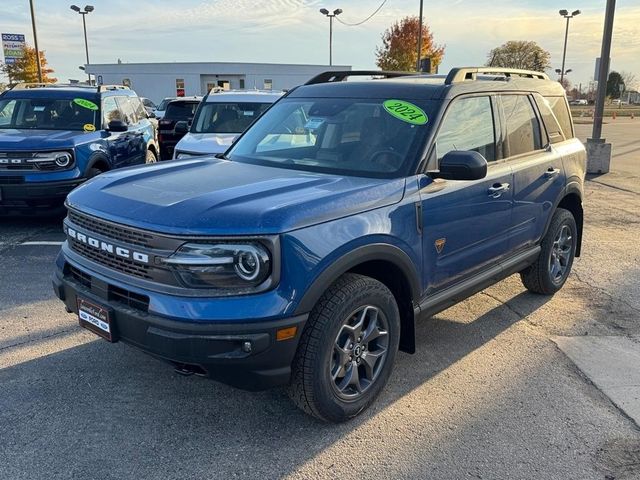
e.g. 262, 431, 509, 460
1, 122, 639, 479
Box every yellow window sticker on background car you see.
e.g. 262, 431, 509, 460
73, 98, 99, 111
383, 99, 428, 125
83, 124, 96, 132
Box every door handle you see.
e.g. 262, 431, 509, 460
488, 183, 510, 198
544, 168, 560, 178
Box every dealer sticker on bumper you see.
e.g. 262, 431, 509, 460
77, 297, 115, 342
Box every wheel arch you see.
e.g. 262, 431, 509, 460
85, 152, 110, 175
552, 184, 584, 257
293, 243, 421, 354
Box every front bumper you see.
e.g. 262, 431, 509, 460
0, 178, 84, 211
52, 266, 307, 391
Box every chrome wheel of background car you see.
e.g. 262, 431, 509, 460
549, 224, 572, 284
330, 305, 389, 400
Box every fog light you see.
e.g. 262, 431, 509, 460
242, 341, 252, 353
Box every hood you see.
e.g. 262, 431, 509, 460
175, 133, 238, 155
0, 128, 96, 150
66, 158, 406, 235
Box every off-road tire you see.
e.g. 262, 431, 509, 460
520, 208, 577, 295
86, 167, 103, 179
145, 149, 157, 164
288, 273, 400, 423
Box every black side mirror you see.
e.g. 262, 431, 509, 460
437, 150, 488, 181
174, 121, 189, 134
107, 119, 128, 132
147, 111, 156, 119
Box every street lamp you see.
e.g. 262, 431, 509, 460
319, 8, 342, 66
70, 5, 94, 83
558, 9, 580, 85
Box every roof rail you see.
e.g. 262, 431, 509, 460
11, 82, 57, 90
11, 82, 130, 92
445, 67, 549, 84
305, 70, 417, 85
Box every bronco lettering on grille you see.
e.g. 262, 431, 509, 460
67, 227, 150, 264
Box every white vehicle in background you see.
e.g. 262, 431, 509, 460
173, 90, 284, 159
153, 97, 176, 120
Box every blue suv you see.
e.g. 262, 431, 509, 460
53, 68, 586, 422
0, 83, 158, 213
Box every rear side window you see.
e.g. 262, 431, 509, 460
501, 95, 542, 157
165, 102, 198, 121
131, 97, 147, 121
435, 96, 496, 162
533, 94, 565, 144
545, 96, 573, 139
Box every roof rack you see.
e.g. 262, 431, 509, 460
97, 85, 130, 92
445, 67, 549, 84
305, 70, 417, 85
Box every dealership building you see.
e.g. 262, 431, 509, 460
84, 62, 351, 103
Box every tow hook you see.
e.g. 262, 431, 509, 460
173, 363, 207, 377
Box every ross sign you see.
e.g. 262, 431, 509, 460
2, 33, 26, 65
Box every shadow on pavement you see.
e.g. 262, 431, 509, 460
0, 289, 552, 479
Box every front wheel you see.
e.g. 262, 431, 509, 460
288, 273, 400, 422
520, 208, 577, 294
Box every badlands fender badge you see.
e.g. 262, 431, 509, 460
434, 238, 446, 254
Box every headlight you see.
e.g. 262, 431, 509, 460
175, 151, 192, 160
163, 242, 272, 289
28, 151, 74, 169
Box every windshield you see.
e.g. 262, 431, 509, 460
227, 97, 432, 178
0, 97, 100, 131
192, 102, 272, 134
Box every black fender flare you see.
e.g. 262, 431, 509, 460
84, 152, 111, 176
293, 243, 422, 315
543, 181, 584, 255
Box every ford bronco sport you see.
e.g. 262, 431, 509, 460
53, 68, 586, 422
0, 83, 158, 213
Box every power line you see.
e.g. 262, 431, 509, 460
335, 0, 388, 26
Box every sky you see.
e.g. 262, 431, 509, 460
1, 0, 639, 90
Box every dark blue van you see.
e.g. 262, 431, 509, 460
0, 84, 158, 213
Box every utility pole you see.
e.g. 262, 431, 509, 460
29, 0, 43, 83
416, 0, 424, 71
586, 0, 616, 174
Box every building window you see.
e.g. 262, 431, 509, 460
263, 79, 273, 90
176, 78, 185, 97
239, 79, 245, 90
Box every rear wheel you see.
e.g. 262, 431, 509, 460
145, 149, 157, 164
288, 273, 400, 422
520, 208, 577, 294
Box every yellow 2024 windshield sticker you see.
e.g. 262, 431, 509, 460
383, 99, 428, 125
73, 98, 99, 110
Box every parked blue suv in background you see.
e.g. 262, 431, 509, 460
0, 83, 158, 213
53, 68, 586, 422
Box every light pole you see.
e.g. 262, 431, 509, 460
558, 9, 580, 85
416, 0, 424, 72
319, 8, 342, 66
29, 0, 43, 83
70, 5, 94, 83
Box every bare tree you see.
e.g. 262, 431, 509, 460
620, 71, 638, 91
486, 41, 551, 71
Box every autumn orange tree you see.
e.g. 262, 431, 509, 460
375, 16, 445, 72
0, 45, 57, 84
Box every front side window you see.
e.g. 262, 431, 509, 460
192, 102, 270, 134
502, 95, 542, 157
102, 96, 123, 125
115, 96, 138, 125
0, 97, 99, 131
435, 96, 496, 162
228, 97, 432, 178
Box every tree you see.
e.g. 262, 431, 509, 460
375, 16, 445, 72
620, 71, 638, 91
486, 41, 551, 71
0, 45, 57, 84
606, 71, 624, 99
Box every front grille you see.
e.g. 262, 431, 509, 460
68, 265, 91, 288
108, 285, 149, 312
0, 175, 24, 184
69, 240, 153, 280
68, 210, 154, 248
